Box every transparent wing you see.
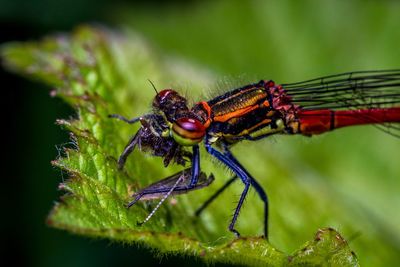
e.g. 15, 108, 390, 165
283, 70, 400, 110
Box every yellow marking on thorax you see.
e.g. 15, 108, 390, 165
211, 89, 268, 117
213, 105, 259, 122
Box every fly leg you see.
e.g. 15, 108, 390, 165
109, 113, 143, 169
108, 114, 141, 124
117, 128, 142, 169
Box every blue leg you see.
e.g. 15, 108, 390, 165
189, 145, 200, 186
205, 141, 253, 237
205, 139, 269, 238
221, 144, 269, 239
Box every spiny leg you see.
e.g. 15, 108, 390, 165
248, 178, 269, 238
230, 180, 250, 237
222, 143, 269, 239
205, 141, 253, 237
189, 145, 201, 186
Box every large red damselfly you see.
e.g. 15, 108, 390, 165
110, 69, 400, 239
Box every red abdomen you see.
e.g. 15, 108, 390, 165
298, 107, 400, 135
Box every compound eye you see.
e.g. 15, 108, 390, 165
171, 118, 206, 146
153, 89, 176, 107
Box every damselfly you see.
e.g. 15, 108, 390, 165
110, 70, 400, 239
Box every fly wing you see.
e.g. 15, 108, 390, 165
135, 168, 214, 201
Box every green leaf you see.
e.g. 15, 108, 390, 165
1, 26, 359, 266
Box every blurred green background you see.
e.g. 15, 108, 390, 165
2, 0, 400, 266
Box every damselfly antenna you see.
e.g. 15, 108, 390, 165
148, 79, 158, 95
